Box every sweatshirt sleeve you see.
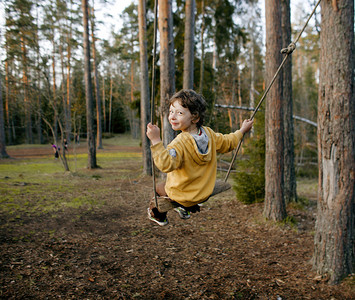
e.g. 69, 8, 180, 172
214, 130, 243, 153
150, 141, 183, 173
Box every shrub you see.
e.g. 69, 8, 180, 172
232, 115, 265, 204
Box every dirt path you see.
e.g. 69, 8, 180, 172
0, 146, 353, 299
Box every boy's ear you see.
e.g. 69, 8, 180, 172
192, 114, 200, 124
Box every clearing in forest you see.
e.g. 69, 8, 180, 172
0, 136, 353, 299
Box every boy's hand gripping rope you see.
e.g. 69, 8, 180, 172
224, 0, 322, 182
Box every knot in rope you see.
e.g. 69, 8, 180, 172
281, 42, 296, 55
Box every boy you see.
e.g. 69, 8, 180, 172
146, 89, 253, 226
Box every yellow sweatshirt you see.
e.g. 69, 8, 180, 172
151, 126, 243, 207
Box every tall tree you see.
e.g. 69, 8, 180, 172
183, 0, 195, 89
64, 0, 81, 143
0, 70, 10, 158
159, 0, 175, 145
115, 4, 140, 139
281, 0, 297, 203
313, 0, 354, 284
42, 1, 59, 141
4, 10, 14, 145
198, 0, 205, 94
90, 3, 103, 149
82, 0, 97, 169
15, 0, 35, 144
34, 3, 43, 144
138, 0, 152, 175
263, 0, 286, 221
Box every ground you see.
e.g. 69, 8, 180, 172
0, 143, 354, 299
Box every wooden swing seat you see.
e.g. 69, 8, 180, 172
156, 180, 231, 213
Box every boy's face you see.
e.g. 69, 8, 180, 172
168, 100, 199, 133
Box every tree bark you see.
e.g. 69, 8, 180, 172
263, 0, 286, 221
21, 35, 33, 144
159, 0, 175, 146
82, 0, 97, 169
199, 0, 205, 94
249, 18, 255, 135
102, 76, 106, 132
51, 35, 58, 142
59, 43, 67, 139
5, 46, 12, 145
109, 75, 113, 134
138, 0, 152, 175
35, 8, 43, 144
0, 71, 9, 158
313, 0, 354, 284
281, 0, 297, 203
130, 60, 139, 139
65, 2, 74, 143
183, 0, 195, 90
66, 32, 72, 142
90, 6, 103, 149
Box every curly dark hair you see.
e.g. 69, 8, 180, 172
169, 89, 207, 127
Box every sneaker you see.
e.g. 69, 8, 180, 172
174, 207, 191, 219
147, 208, 168, 226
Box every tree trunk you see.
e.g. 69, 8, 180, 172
66, 33, 72, 142
59, 44, 67, 139
138, 0, 152, 175
0, 71, 9, 158
21, 35, 32, 144
313, 0, 354, 284
109, 75, 113, 134
90, 6, 103, 149
5, 52, 12, 145
130, 60, 139, 139
159, 0, 175, 146
183, 0, 195, 90
249, 25, 255, 135
237, 65, 243, 128
102, 76, 106, 132
65, 0, 74, 144
199, 0, 205, 94
263, 0, 286, 221
35, 8, 43, 144
82, 0, 97, 169
51, 36, 58, 142
281, 0, 297, 203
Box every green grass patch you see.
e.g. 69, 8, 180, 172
0, 136, 143, 219
7, 144, 51, 150
0, 161, 65, 178
101, 134, 140, 147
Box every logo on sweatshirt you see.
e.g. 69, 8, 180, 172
169, 149, 177, 158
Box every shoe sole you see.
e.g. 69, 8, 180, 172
174, 208, 191, 219
147, 208, 168, 226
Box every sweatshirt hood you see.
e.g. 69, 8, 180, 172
179, 128, 212, 165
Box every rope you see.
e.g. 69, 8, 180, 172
150, 0, 159, 207
224, 0, 322, 182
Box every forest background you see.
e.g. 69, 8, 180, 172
0, 0, 319, 178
